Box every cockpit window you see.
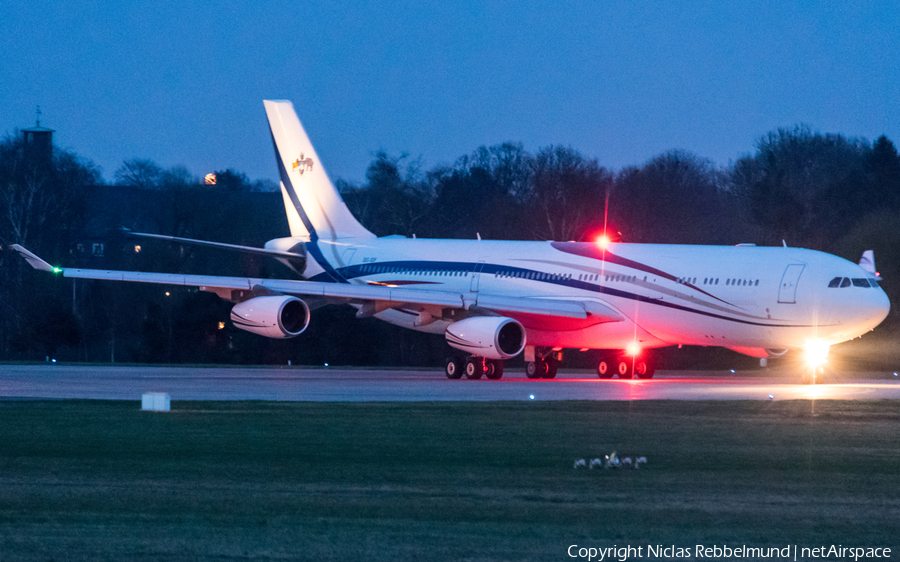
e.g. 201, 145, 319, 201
828, 277, 874, 288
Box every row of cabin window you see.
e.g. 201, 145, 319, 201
828, 277, 879, 288
499, 270, 641, 283
359, 263, 768, 291
497, 270, 573, 281
682, 277, 761, 287
698, 278, 760, 287
360, 265, 468, 276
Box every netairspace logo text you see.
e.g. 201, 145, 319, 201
567, 544, 892, 561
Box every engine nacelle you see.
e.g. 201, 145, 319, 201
445, 316, 526, 360
230, 295, 310, 339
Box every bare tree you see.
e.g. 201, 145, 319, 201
528, 145, 611, 241
115, 158, 162, 189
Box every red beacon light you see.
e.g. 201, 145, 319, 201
596, 235, 611, 248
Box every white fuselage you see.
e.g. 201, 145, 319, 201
270, 236, 890, 356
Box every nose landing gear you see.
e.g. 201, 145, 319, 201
801, 366, 825, 384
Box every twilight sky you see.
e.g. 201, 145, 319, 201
2, 1, 898, 185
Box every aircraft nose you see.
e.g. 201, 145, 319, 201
866, 286, 891, 329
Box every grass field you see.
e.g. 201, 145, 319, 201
0, 399, 898, 561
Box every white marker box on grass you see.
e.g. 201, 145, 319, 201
141, 393, 170, 411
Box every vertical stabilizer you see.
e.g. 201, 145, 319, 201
859, 250, 877, 276
264, 100, 375, 241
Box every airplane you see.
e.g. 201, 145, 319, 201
14, 100, 891, 383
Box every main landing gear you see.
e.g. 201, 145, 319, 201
445, 356, 504, 380
525, 356, 558, 379
597, 354, 655, 379
445, 354, 556, 380
444, 350, 656, 380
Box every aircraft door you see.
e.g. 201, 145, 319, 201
470, 261, 485, 292
777, 264, 805, 304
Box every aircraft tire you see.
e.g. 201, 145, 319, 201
616, 358, 633, 379
597, 359, 614, 379
543, 358, 558, 379
465, 357, 484, 379
485, 360, 504, 380
445, 357, 463, 379
525, 360, 547, 379
634, 358, 655, 379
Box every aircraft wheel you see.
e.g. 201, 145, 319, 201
597, 358, 614, 379
543, 358, 558, 379
634, 358, 655, 379
525, 360, 547, 379
445, 357, 463, 379
616, 357, 633, 379
485, 360, 504, 380
465, 357, 484, 379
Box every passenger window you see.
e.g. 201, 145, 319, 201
840, 278, 851, 288
852, 278, 870, 288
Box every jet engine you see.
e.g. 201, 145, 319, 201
445, 316, 526, 360
230, 295, 310, 339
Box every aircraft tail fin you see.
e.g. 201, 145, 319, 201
859, 250, 880, 278
264, 100, 375, 241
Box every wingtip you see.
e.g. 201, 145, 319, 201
11, 244, 57, 272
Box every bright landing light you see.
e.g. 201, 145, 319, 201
596, 235, 611, 248
627, 344, 641, 356
803, 340, 830, 367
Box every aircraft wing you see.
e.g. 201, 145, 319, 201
12, 245, 622, 324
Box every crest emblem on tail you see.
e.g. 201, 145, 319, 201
292, 153, 314, 174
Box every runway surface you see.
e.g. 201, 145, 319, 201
2, 365, 900, 401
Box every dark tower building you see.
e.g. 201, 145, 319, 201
22, 107, 54, 163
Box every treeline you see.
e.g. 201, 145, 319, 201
339, 126, 900, 252
1, 125, 899, 366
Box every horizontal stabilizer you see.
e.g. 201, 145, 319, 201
126, 231, 306, 261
